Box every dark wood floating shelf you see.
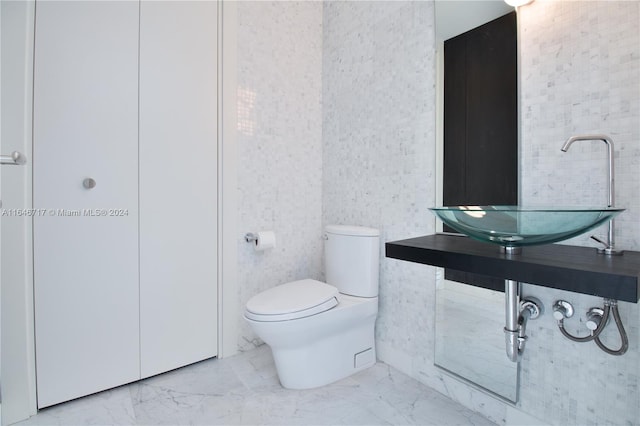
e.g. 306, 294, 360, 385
386, 234, 640, 303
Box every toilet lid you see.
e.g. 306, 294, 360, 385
245, 279, 338, 322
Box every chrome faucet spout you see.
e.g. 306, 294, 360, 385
561, 134, 622, 255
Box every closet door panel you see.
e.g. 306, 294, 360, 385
139, 0, 218, 378
32, 1, 140, 408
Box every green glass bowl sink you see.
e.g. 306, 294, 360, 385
430, 206, 624, 248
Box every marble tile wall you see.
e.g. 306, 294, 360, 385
236, 1, 324, 351
518, 1, 640, 425
520, 0, 640, 250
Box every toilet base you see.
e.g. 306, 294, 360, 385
271, 318, 376, 389
245, 294, 378, 389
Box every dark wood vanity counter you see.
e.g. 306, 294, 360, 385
386, 234, 640, 303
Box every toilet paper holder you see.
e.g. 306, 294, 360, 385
245, 231, 277, 251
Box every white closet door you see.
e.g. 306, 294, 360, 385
139, 1, 218, 378
33, 1, 140, 408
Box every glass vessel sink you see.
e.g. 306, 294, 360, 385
430, 206, 624, 248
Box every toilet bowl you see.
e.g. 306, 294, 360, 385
244, 225, 380, 389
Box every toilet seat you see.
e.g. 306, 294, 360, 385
245, 279, 338, 322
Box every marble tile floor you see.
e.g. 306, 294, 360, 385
16, 345, 495, 426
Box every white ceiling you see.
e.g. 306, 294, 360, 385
435, 0, 514, 41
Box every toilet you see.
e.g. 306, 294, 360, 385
244, 225, 380, 389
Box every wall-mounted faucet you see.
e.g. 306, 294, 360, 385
561, 134, 623, 255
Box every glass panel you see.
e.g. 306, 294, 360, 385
434, 274, 519, 402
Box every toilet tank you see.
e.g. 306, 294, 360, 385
324, 225, 380, 298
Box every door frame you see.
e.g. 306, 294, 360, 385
217, 0, 238, 360
1, 1, 37, 424
1, 1, 238, 422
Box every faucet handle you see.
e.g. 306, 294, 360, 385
590, 235, 609, 248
